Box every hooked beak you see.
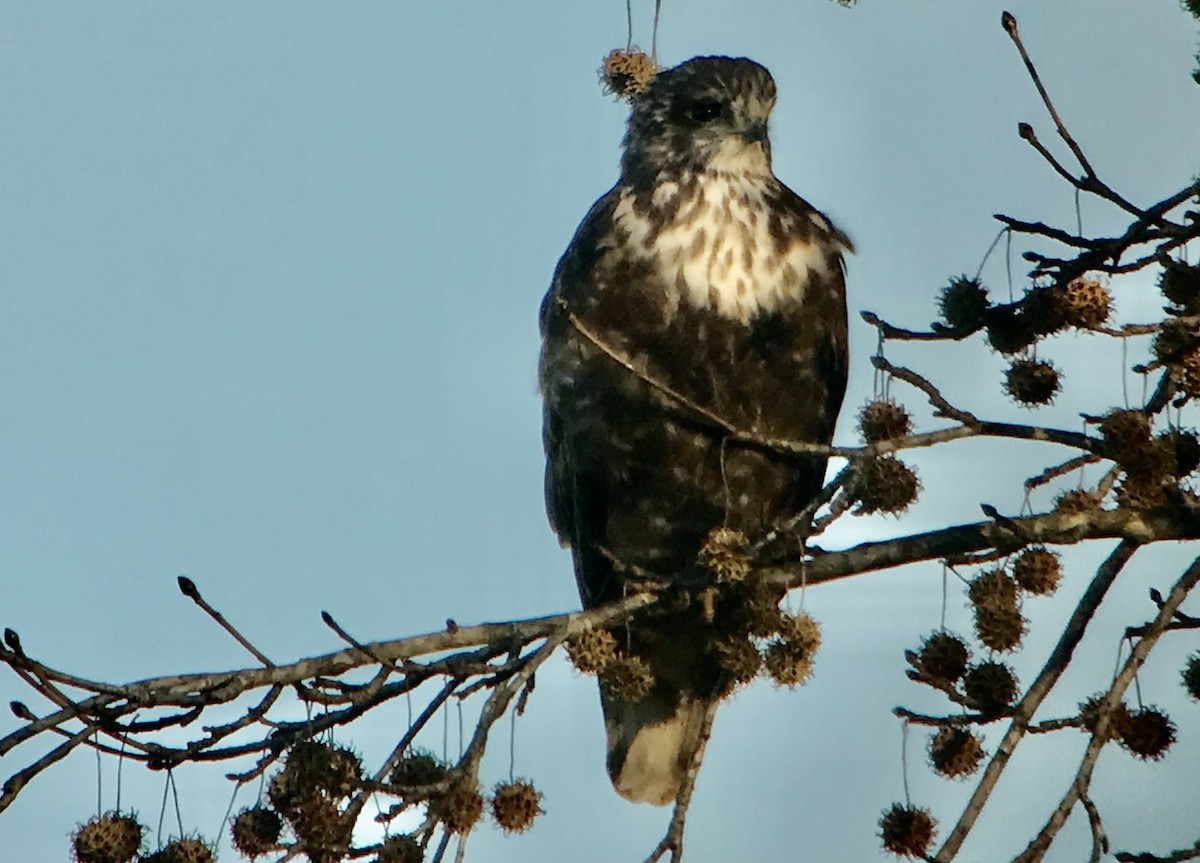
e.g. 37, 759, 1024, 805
740, 119, 768, 145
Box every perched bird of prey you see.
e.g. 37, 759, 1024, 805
539, 56, 850, 805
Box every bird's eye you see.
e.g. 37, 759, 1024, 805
686, 98, 724, 123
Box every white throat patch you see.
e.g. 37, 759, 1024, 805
612, 171, 839, 323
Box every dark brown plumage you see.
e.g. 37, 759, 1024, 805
539, 56, 850, 804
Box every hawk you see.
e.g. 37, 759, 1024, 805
539, 56, 850, 805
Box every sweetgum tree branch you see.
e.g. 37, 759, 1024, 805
933, 539, 1139, 862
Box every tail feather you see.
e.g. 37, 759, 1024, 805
603, 691, 714, 806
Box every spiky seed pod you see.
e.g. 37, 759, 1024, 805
763, 638, 815, 687
968, 568, 1019, 613
1053, 488, 1101, 514
599, 48, 657, 99
1115, 474, 1170, 510
565, 627, 618, 675
1159, 259, 1200, 314
1182, 653, 1200, 701
72, 813, 144, 863
985, 309, 1039, 355
390, 749, 449, 791
973, 605, 1025, 652
600, 654, 655, 703
859, 399, 914, 442
376, 834, 424, 863
325, 744, 363, 797
938, 276, 990, 328
266, 770, 301, 817
1004, 358, 1061, 406
928, 727, 985, 779
852, 456, 920, 515
1021, 286, 1069, 336
289, 797, 353, 857
1012, 547, 1062, 596
437, 782, 485, 835
1058, 277, 1113, 329
963, 661, 1018, 713
279, 740, 362, 800
713, 636, 762, 694
1159, 428, 1200, 477
1098, 409, 1152, 462
722, 580, 786, 637
1152, 317, 1198, 362
154, 838, 216, 863
917, 632, 970, 682
1119, 707, 1177, 760
1120, 437, 1176, 484
1078, 694, 1133, 741
230, 806, 282, 859
490, 780, 543, 834
879, 804, 937, 858
699, 526, 751, 583
775, 611, 822, 655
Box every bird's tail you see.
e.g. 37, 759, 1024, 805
602, 690, 715, 806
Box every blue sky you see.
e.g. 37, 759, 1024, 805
2, 1, 1199, 860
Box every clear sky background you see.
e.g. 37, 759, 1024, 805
2, 1, 1199, 861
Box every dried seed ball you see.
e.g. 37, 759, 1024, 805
490, 780, 543, 834
928, 727, 985, 779
973, 604, 1026, 653
938, 275, 990, 328
1098, 409, 1152, 462
231, 806, 282, 859
1152, 317, 1198, 362
1053, 488, 1101, 515
1159, 259, 1200, 314
1159, 428, 1200, 478
722, 579, 787, 637
437, 782, 485, 835
985, 308, 1039, 355
1119, 707, 1177, 760
917, 632, 970, 682
1182, 653, 1200, 701
1115, 474, 1169, 510
376, 834, 423, 863
963, 661, 1018, 714
859, 399, 914, 443
1012, 547, 1062, 596
1059, 277, 1113, 329
599, 48, 657, 99
1021, 285, 1069, 336
288, 797, 353, 855
1004, 358, 1061, 406
565, 627, 618, 675
600, 653, 655, 702
713, 635, 762, 694
763, 638, 815, 687
72, 812, 144, 863
699, 526, 751, 583
879, 803, 937, 858
281, 740, 362, 799
968, 568, 1018, 614
155, 838, 216, 863
852, 456, 920, 515
391, 749, 448, 790
1078, 694, 1133, 741
776, 611, 822, 655
1121, 437, 1176, 485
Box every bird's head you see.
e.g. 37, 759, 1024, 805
621, 56, 777, 185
